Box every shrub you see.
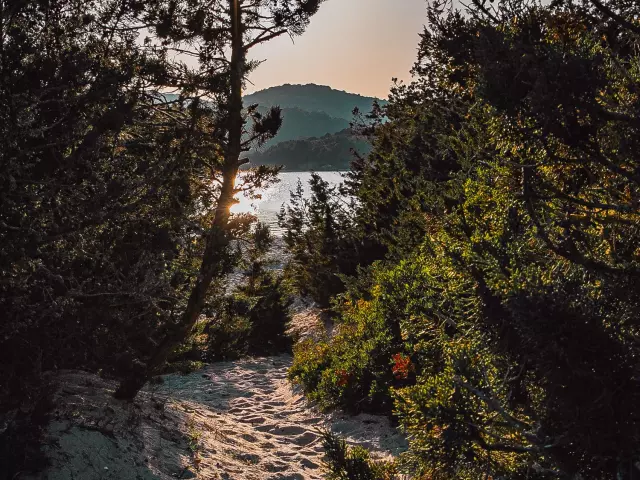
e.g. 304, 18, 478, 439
205, 280, 292, 361
321, 430, 396, 480
205, 223, 293, 360
289, 339, 331, 398
288, 265, 414, 413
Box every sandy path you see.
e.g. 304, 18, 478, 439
30, 355, 405, 480
156, 354, 405, 479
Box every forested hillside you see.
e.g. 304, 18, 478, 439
280, 0, 640, 478
248, 129, 372, 171
245, 84, 384, 160
250, 106, 349, 149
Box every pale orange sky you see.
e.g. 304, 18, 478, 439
246, 0, 427, 99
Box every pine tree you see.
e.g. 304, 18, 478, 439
115, 0, 325, 399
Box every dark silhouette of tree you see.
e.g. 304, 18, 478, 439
0, 0, 222, 472
114, 0, 325, 399
0, 0, 324, 471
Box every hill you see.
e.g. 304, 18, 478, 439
255, 106, 349, 149
245, 83, 385, 121
247, 84, 384, 152
164, 85, 380, 166
247, 128, 372, 171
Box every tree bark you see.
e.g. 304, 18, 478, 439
114, 0, 245, 400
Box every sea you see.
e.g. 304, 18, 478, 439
231, 171, 346, 236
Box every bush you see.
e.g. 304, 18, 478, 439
205, 223, 293, 360
321, 430, 396, 480
204, 297, 255, 361
204, 280, 292, 361
289, 265, 413, 413
278, 174, 372, 307
290, 3, 640, 472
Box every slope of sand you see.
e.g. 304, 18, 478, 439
30, 355, 406, 480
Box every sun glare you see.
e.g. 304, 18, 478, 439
229, 194, 257, 215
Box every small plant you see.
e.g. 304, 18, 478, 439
288, 281, 402, 413
390, 353, 413, 380
186, 417, 203, 468
320, 429, 396, 480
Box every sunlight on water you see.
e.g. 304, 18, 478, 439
229, 191, 263, 215
229, 171, 345, 235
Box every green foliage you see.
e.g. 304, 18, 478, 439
0, 0, 212, 405
289, 339, 331, 397
321, 430, 396, 480
0, 0, 322, 472
278, 174, 360, 306
288, 0, 640, 478
205, 310, 254, 361
0, 0, 218, 471
205, 223, 293, 360
289, 267, 407, 412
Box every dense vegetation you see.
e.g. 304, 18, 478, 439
0, 0, 322, 476
283, 0, 640, 478
3, 0, 640, 477
248, 128, 372, 171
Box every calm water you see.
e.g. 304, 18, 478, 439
231, 171, 345, 236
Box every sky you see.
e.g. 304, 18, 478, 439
246, 0, 427, 99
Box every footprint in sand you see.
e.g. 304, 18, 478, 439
264, 461, 290, 472
240, 433, 258, 442
274, 450, 297, 458
267, 474, 304, 480
241, 415, 267, 424
255, 423, 277, 432
300, 458, 320, 470
292, 431, 319, 446
272, 425, 307, 436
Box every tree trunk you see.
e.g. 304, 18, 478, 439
114, 0, 245, 400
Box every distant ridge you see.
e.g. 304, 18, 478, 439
243, 84, 382, 169
244, 83, 385, 121
164, 84, 382, 169
247, 128, 372, 172
252, 106, 349, 149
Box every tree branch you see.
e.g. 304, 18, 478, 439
589, 0, 640, 34
244, 29, 287, 51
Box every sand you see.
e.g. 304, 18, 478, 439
28, 354, 406, 480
